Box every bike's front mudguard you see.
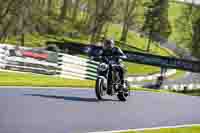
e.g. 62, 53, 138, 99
97, 76, 108, 89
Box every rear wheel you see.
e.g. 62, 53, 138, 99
95, 78, 105, 100
117, 80, 130, 101
117, 92, 127, 101
125, 80, 131, 96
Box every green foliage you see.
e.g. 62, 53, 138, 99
141, 0, 172, 52
169, 2, 200, 59
125, 62, 160, 75
0, 0, 198, 59
143, 0, 171, 39
170, 4, 193, 47
191, 11, 200, 58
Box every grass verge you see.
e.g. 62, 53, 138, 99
177, 89, 200, 96
119, 126, 200, 133
125, 62, 160, 75
0, 71, 95, 88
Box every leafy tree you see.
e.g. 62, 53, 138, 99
175, 2, 200, 59
89, 0, 116, 43
142, 0, 171, 51
191, 9, 200, 58
120, 0, 141, 42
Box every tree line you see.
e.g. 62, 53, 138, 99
0, 0, 199, 58
0, 0, 170, 42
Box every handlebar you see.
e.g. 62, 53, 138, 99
91, 55, 127, 62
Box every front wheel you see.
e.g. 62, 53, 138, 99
95, 77, 105, 100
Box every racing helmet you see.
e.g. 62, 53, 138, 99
103, 39, 115, 49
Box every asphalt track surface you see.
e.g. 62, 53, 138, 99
0, 87, 200, 133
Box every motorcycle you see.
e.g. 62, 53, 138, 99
95, 56, 130, 101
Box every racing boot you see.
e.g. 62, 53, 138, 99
107, 85, 114, 96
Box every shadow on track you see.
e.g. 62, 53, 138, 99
24, 94, 118, 102
143, 84, 161, 90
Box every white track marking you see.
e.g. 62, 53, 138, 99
89, 124, 200, 133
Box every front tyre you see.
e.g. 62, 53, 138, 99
95, 77, 104, 100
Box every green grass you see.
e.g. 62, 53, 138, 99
0, 71, 95, 88
5, 33, 50, 47
125, 62, 160, 75
118, 126, 200, 133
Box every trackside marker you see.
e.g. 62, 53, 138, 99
89, 124, 200, 133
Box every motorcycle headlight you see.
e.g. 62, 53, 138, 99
98, 63, 108, 71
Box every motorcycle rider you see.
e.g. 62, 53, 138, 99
98, 39, 127, 94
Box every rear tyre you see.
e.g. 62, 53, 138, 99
117, 92, 127, 101
117, 80, 130, 101
95, 78, 104, 100
124, 80, 131, 96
